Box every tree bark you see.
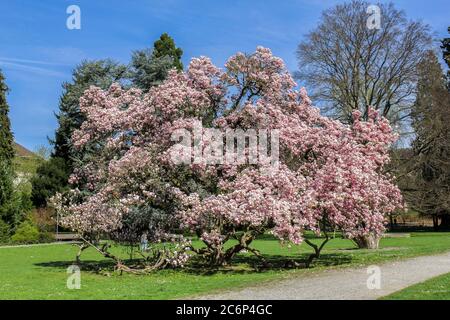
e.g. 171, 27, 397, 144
433, 215, 439, 231
304, 233, 330, 267
195, 231, 264, 266
353, 233, 380, 249
75, 242, 89, 264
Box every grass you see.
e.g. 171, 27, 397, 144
13, 151, 42, 194
0, 232, 450, 299
13, 156, 41, 176
383, 272, 450, 300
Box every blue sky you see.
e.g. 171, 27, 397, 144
0, 0, 449, 151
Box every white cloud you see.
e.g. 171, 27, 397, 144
0, 57, 71, 66
0, 60, 67, 77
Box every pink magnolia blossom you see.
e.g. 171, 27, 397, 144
55, 47, 403, 265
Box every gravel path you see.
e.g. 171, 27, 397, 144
0, 241, 78, 249
193, 251, 450, 300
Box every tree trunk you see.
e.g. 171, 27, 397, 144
440, 214, 450, 230
353, 233, 380, 249
75, 242, 89, 264
433, 215, 439, 231
304, 235, 330, 268
222, 232, 256, 265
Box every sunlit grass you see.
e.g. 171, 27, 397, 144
0, 232, 449, 299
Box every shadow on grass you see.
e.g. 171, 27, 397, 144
35, 259, 118, 272
34, 248, 354, 276
170, 251, 352, 276
254, 233, 346, 241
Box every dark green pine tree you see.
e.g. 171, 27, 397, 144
152, 33, 183, 71
0, 69, 15, 224
30, 157, 69, 208
0, 69, 14, 163
130, 33, 184, 91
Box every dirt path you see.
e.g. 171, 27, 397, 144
0, 241, 78, 249
193, 251, 450, 300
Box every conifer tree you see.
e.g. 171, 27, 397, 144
0, 69, 14, 164
130, 33, 184, 91
0, 69, 15, 225
411, 51, 450, 228
152, 33, 183, 71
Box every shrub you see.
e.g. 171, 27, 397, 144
38, 231, 54, 243
30, 207, 55, 233
11, 220, 40, 244
0, 219, 10, 244
31, 157, 69, 208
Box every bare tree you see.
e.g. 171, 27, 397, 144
296, 0, 431, 127
408, 51, 450, 229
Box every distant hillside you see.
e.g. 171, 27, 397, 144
13, 143, 42, 183
14, 142, 35, 157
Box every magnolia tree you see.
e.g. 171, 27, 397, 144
54, 47, 402, 271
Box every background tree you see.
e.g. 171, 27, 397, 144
31, 60, 127, 208
31, 157, 69, 208
52, 59, 128, 167
33, 34, 183, 209
0, 218, 10, 243
442, 27, 450, 85
152, 33, 183, 71
296, 0, 431, 129
0, 162, 14, 225
408, 50, 450, 229
0, 69, 15, 228
130, 33, 184, 91
0, 70, 14, 163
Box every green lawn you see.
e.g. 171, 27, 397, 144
383, 272, 450, 300
1, 232, 450, 299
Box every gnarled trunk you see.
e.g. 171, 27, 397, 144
195, 231, 264, 266
304, 233, 330, 267
353, 233, 380, 249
